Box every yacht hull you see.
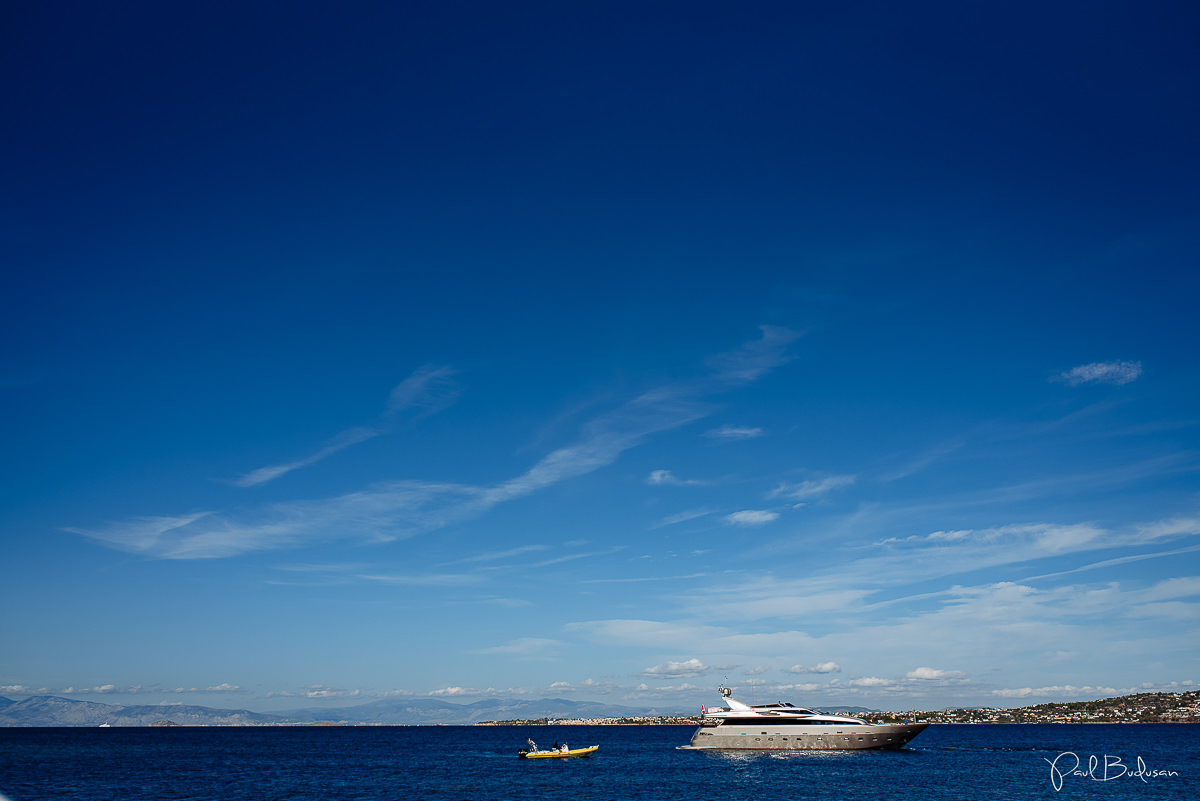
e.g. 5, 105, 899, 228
681, 722, 928, 751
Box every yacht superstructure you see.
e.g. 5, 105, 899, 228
681, 684, 928, 751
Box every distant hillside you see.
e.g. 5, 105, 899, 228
0, 696, 294, 727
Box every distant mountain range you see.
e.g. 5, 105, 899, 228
0, 695, 691, 727
0, 696, 295, 727
6, 690, 1191, 727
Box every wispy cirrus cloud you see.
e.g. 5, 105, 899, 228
1053, 360, 1143, 386
233, 427, 380, 487
1024, 542, 1200, 582
233, 364, 459, 487
651, 508, 714, 528
872, 522, 1105, 554
384, 364, 460, 416
71, 480, 488, 559
882, 439, 966, 481
66, 512, 214, 554
72, 328, 801, 560
76, 466, 628, 561
444, 544, 551, 565
475, 638, 561, 656
770, 474, 857, 502
705, 424, 765, 441
686, 581, 871, 620
705, 324, 800, 384
346, 570, 482, 587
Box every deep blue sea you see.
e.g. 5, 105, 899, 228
1, 724, 1196, 800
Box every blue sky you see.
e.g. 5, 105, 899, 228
2, 1, 1198, 712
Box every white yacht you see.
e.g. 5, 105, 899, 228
681, 684, 928, 751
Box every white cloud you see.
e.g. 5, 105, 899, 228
1134, 576, 1200, 602
60, 684, 138, 695
848, 676, 893, 688
1134, 517, 1200, 542
776, 682, 821, 693
785, 662, 841, 674
294, 685, 360, 699
992, 684, 1119, 699
544, 678, 625, 696
1054, 360, 1143, 386
204, 683, 241, 693
648, 469, 675, 485
724, 510, 779, 526
639, 658, 711, 679
1125, 600, 1200, 620
647, 469, 703, 486
919, 522, 1103, 554
905, 667, 966, 680
168, 683, 243, 694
